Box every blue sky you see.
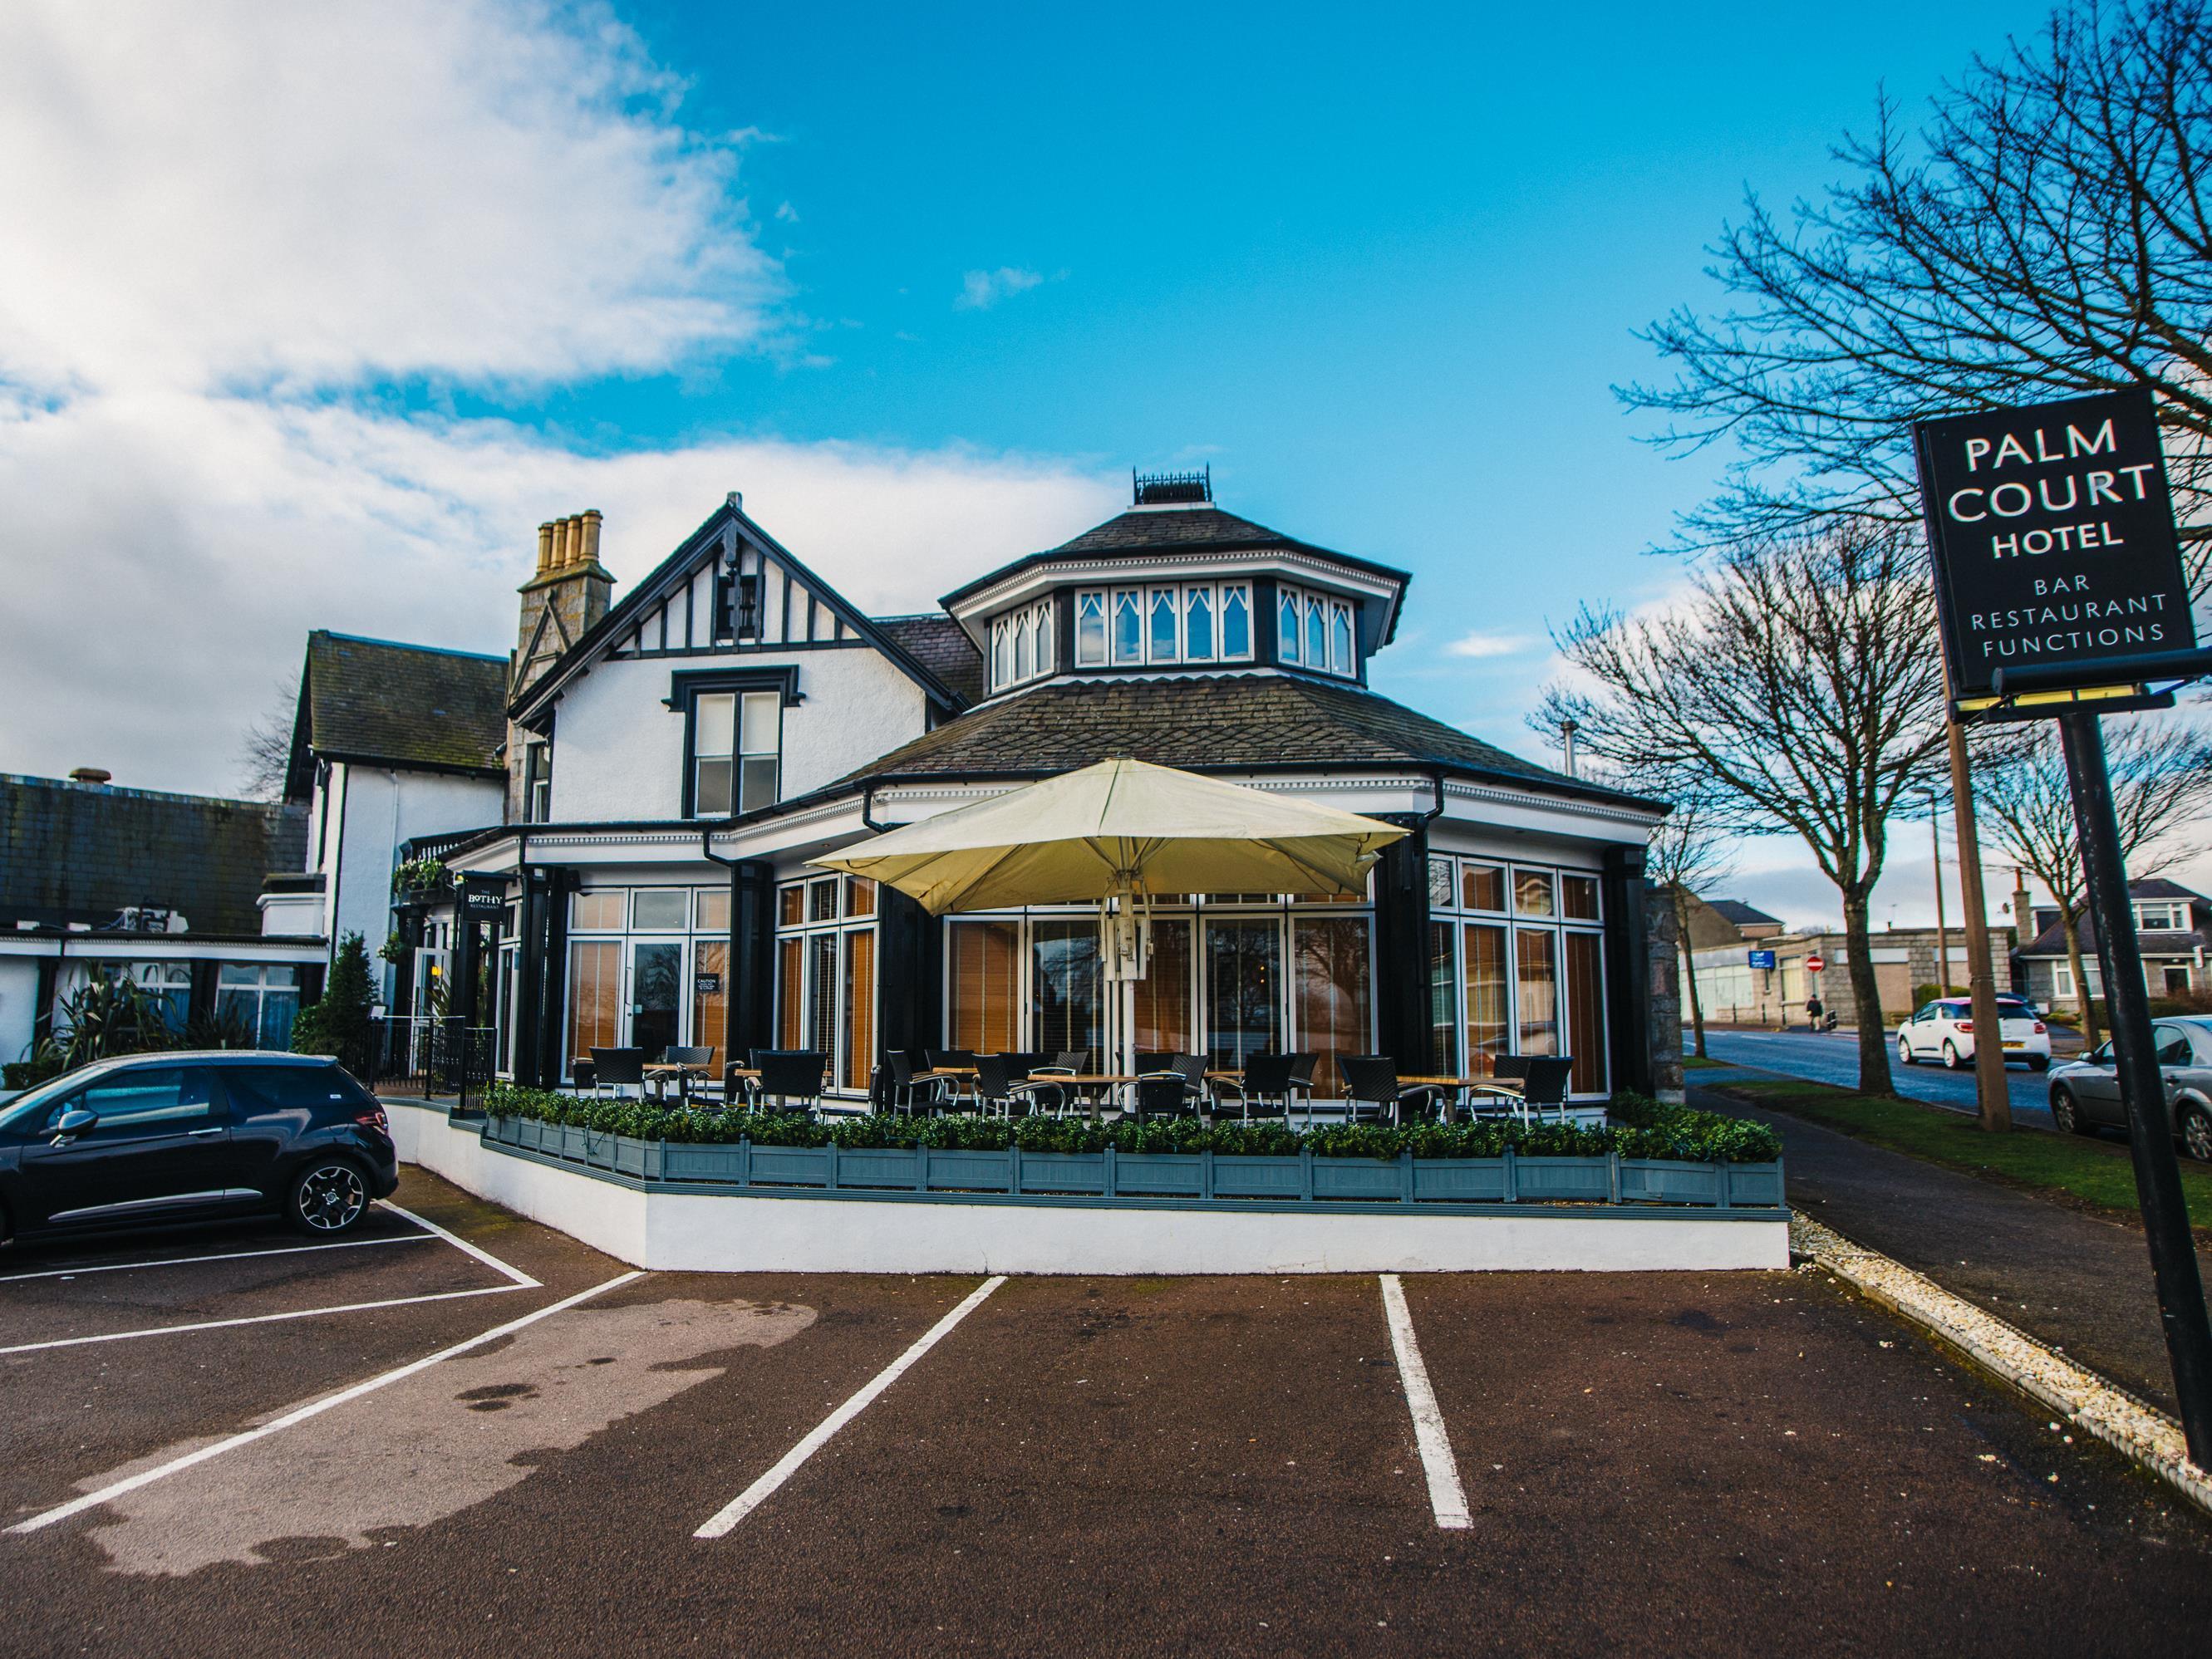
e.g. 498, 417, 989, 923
6, 0, 2134, 930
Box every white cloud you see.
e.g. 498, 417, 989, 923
954, 268, 1044, 311
0, 0, 1121, 795
1444, 630, 1535, 660
0, 0, 778, 396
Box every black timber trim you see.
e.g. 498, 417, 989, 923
311, 749, 507, 783
509, 499, 972, 726
940, 537, 1413, 610
667, 668, 799, 821
1602, 845, 1653, 1097
1370, 817, 1434, 1073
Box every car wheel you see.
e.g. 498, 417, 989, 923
2028, 1056, 2049, 1073
2182, 1107, 2212, 1165
1943, 1041, 1964, 1070
288, 1158, 371, 1236
1898, 1037, 1915, 1066
2052, 1087, 2092, 1136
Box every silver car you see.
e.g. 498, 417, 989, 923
2047, 1014, 2212, 1161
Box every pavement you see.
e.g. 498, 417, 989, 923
1695, 1028, 2058, 1127
3, 1168, 2210, 1655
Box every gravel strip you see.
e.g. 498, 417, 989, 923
1791, 1209, 2212, 1518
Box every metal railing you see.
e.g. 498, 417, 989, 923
366, 1017, 496, 1096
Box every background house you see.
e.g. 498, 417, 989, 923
274, 630, 509, 1003
0, 769, 322, 1064
2013, 878, 2211, 1009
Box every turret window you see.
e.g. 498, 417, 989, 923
1113, 591, 1143, 663
989, 598, 1056, 691
1276, 583, 1358, 677
1072, 583, 1254, 671
1149, 590, 1179, 660
1184, 587, 1214, 660
1076, 591, 1106, 665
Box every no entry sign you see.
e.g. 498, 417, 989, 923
1913, 390, 2197, 702
1804, 954, 1825, 974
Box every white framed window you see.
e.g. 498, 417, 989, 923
2136, 900, 2188, 931
990, 599, 1055, 691
1275, 584, 1359, 678
1075, 591, 1107, 665
1072, 583, 1255, 670
691, 688, 780, 816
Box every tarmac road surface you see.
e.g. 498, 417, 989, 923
1697, 1028, 2058, 1126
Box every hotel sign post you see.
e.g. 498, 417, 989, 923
1915, 387, 2212, 1465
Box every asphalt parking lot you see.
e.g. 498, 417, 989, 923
3, 1171, 2210, 1657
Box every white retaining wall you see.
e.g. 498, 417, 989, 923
388, 1101, 1788, 1274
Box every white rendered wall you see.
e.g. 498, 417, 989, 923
391, 1103, 1787, 1274
327, 765, 504, 991
0, 958, 40, 1069
548, 648, 931, 823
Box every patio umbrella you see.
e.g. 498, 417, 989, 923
809, 758, 1408, 1072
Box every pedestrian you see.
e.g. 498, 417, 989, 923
1805, 993, 1824, 1033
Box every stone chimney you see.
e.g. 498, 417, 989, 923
509, 510, 614, 820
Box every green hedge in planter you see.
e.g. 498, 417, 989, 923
481, 1083, 1781, 1164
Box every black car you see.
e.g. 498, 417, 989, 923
0, 1052, 398, 1244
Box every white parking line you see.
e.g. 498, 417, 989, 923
376, 1200, 539, 1288
695, 1274, 1006, 1539
0, 1201, 543, 1356
8, 1269, 646, 1535
0, 1233, 435, 1284
0, 1284, 530, 1356
1379, 1274, 1470, 1529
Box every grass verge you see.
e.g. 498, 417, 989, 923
1712, 1077, 2212, 1228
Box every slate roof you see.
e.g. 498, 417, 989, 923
0, 774, 307, 935
2018, 881, 2210, 957
939, 503, 1412, 607
874, 615, 985, 706
1709, 900, 1782, 927
300, 631, 508, 778
821, 672, 1663, 811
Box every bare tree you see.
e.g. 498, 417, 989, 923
1623, 0, 2212, 587
1974, 714, 2212, 1043
1642, 779, 1736, 1061
237, 675, 300, 803
1537, 523, 1950, 1092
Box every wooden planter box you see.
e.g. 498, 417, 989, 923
480, 1117, 1780, 1215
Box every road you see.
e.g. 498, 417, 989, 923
1694, 1028, 2057, 1126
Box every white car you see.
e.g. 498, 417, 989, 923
1897, 996, 2052, 1072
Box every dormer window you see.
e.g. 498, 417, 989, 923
1074, 582, 1254, 670
2136, 899, 2189, 931
1276, 583, 1358, 677
989, 598, 1055, 692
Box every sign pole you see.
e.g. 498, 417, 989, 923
1939, 673, 2012, 1131
2057, 709, 2212, 1464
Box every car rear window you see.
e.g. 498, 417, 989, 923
222, 1064, 366, 1115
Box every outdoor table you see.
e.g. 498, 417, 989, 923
642, 1061, 711, 1103
1399, 1075, 1525, 1124
1047, 1072, 1138, 1121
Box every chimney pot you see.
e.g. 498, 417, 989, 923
536, 522, 555, 577
580, 509, 602, 566
69, 767, 111, 786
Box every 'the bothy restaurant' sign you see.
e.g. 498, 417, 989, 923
1913, 389, 2196, 702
